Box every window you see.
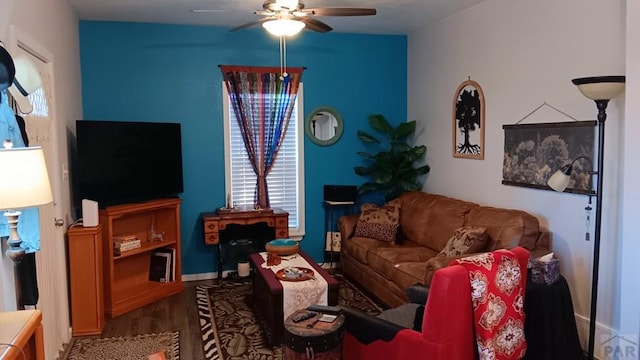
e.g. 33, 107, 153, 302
223, 83, 305, 238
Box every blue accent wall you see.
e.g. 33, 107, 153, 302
78, 21, 407, 275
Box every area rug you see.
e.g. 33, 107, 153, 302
67, 331, 180, 360
197, 275, 383, 360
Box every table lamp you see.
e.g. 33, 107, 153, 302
0, 143, 52, 309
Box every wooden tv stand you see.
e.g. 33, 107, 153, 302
99, 198, 184, 317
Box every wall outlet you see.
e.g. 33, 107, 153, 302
325, 232, 342, 252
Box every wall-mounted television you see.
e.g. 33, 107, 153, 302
75, 120, 184, 208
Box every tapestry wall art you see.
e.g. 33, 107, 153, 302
502, 121, 596, 195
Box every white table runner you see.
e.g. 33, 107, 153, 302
259, 252, 329, 321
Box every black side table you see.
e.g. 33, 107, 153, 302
524, 273, 586, 360
323, 201, 356, 267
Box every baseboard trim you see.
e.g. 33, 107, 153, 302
182, 270, 250, 282
182, 272, 216, 282
575, 312, 618, 360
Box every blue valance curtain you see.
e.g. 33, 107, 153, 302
220, 65, 303, 208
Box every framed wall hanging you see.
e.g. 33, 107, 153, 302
502, 121, 596, 195
452, 79, 485, 159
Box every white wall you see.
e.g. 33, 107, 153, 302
0, 0, 81, 356
408, 0, 630, 356
618, 0, 640, 347
0, 0, 82, 220
0, 0, 81, 287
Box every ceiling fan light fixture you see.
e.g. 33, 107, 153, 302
276, 0, 300, 10
262, 19, 305, 36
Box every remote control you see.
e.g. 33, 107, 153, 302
306, 305, 342, 314
291, 312, 316, 323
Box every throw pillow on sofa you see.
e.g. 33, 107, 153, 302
437, 226, 489, 257
354, 199, 401, 243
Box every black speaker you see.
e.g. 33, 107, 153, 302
323, 185, 357, 203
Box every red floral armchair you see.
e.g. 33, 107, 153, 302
342, 247, 530, 360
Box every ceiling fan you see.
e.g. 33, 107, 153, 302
197, 0, 377, 35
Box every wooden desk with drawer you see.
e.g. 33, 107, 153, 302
202, 207, 289, 280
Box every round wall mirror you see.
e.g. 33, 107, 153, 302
305, 107, 344, 146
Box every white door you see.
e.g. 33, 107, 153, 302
9, 26, 70, 359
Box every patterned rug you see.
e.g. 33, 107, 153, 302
197, 274, 383, 360
67, 331, 179, 360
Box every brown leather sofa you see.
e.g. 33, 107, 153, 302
338, 191, 551, 307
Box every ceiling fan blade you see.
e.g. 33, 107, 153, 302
305, 8, 377, 17
190, 9, 229, 13
255, 10, 276, 16
301, 17, 333, 33
229, 17, 274, 32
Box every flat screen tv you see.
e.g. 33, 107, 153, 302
76, 120, 184, 207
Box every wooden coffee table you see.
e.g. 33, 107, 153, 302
249, 251, 339, 346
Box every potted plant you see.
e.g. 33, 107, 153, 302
354, 114, 430, 201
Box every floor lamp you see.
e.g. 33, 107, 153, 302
547, 75, 625, 360
0, 144, 53, 310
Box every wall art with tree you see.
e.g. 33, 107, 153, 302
452, 79, 485, 159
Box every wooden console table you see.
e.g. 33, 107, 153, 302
0, 310, 44, 360
202, 207, 289, 280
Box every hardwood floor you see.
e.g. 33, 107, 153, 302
60, 279, 215, 360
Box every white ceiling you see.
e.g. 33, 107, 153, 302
66, 0, 486, 35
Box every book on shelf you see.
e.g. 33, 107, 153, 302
149, 247, 176, 282
113, 234, 139, 242
149, 253, 170, 282
113, 233, 141, 253
115, 239, 141, 251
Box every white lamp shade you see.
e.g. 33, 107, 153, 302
262, 19, 305, 36
547, 170, 571, 192
572, 76, 625, 101
0, 147, 53, 210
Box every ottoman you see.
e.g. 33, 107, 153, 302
249, 251, 339, 346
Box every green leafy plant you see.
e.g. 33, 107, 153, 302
354, 114, 430, 201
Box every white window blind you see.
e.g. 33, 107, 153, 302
223, 83, 305, 237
